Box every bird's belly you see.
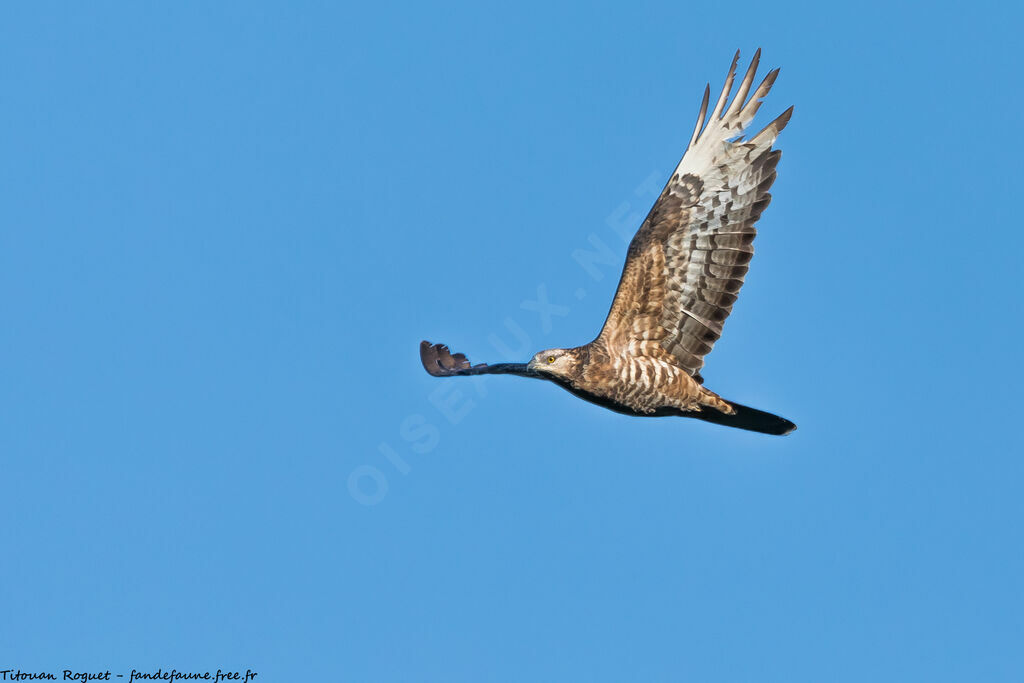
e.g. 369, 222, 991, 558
578, 353, 701, 414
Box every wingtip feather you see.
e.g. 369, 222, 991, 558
710, 51, 741, 122
725, 49, 761, 119
689, 83, 711, 148
752, 105, 794, 144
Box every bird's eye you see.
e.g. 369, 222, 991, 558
546, 356, 556, 363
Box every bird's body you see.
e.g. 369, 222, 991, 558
420, 49, 797, 435
543, 341, 726, 416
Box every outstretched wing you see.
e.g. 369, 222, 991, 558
419, 341, 540, 377
596, 49, 792, 377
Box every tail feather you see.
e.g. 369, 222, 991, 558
682, 400, 796, 435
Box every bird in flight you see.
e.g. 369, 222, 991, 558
421, 49, 796, 435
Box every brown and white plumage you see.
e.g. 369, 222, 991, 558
420, 50, 796, 435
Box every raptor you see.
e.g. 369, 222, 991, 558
420, 50, 796, 435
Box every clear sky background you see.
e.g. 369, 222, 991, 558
2, 2, 1022, 681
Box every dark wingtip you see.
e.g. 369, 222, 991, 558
681, 400, 797, 436
730, 401, 797, 436
776, 419, 798, 436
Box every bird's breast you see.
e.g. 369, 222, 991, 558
576, 348, 698, 414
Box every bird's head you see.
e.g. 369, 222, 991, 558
527, 348, 580, 378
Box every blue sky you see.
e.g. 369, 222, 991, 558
2, 1, 1022, 681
